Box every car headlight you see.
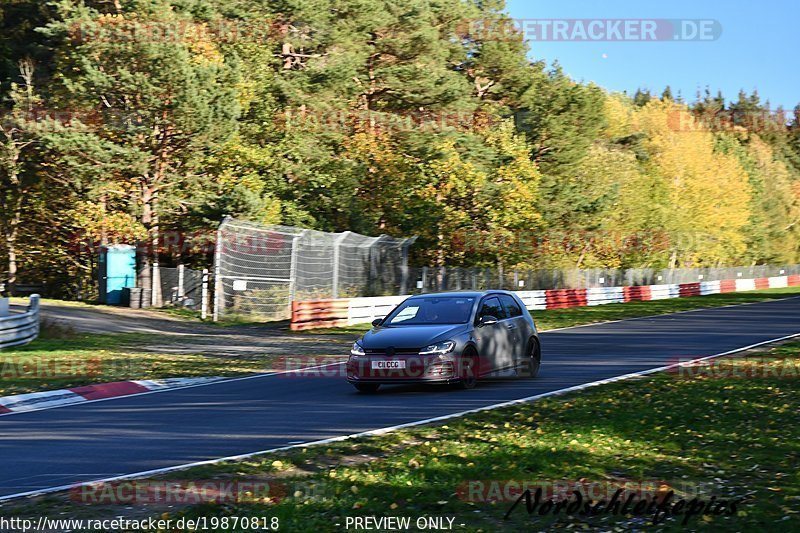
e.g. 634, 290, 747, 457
350, 342, 365, 356
419, 340, 456, 356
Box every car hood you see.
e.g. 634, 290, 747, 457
360, 323, 469, 350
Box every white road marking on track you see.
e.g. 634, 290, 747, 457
1, 330, 798, 503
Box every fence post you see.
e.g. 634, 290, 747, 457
29, 294, 40, 337
288, 230, 307, 314
332, 231, 350, 299
399, 236, 417, 295
151, 262, 162, 307
421, 267, 428, 294
213, 227, 223, 322
367, 235, 389, 296
201, 269, 209, 320
177, 264, 185, 299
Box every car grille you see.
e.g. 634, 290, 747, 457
364, 348, 420, 356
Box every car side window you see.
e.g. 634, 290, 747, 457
478, 297, 507, 320
500, 295, 523, 318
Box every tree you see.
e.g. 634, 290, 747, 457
634, 100, 752, 266
45, 1, 241, 286
0, 59, 40, 294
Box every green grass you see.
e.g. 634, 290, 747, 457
309, 286, 800, 335
5, 342, 797, 531
0, 322, 279, 397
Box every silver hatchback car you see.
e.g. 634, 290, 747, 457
346, 291, 541, 392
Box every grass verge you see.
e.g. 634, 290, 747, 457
310, 286, 800, 335
4, 342, 798, 531
0, 322, 277, 397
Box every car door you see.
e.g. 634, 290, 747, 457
474, 296, 514, 374
499, 294, 526, 367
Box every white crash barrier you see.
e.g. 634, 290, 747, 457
735, 278, 756, 292
347, 295, 409, 325
700, 280, 721, 295
517, 290, 547, 310
649, 284, 680, 300
768, 276, 788, 289
586, 286, 624, 306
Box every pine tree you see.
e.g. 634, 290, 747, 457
44, 1, 240, 284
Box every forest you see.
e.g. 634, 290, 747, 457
1, 0, 799, 297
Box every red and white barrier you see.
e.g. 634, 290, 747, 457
290, 273, 800, 330
517, 290, 547, 310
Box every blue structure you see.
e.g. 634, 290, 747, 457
98, 245, 137, 305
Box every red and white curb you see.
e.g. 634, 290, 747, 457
0, 377, 224, 414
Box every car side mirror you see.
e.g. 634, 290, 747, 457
478, 315, 498, 327
371, 318, 383, 327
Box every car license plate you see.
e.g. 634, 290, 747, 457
372, 360, 406, 370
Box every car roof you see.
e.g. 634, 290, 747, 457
407, 290, 516, 299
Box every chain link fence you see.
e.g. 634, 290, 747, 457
137, 265, 207, 311
213, 217, 416, 320
409, 264, 800, 293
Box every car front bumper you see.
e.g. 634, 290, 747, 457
346, 354, 475, 384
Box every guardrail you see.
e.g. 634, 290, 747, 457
0, 295, 41, 349
290, 274, 800, 331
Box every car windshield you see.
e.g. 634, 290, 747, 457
383, 296, 475, 325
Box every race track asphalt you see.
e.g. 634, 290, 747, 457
1, 296, 799, 499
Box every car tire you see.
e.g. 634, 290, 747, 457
458, 348, 479, 389
354, 383, 380, 393
519, 338, 541, 378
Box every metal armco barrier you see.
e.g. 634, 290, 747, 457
290, 275, 800, 331
0, 295, 41, 349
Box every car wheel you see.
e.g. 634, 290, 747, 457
458, 348, 479, 389
519, 338, 541, 378
354, 383, 380, 393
